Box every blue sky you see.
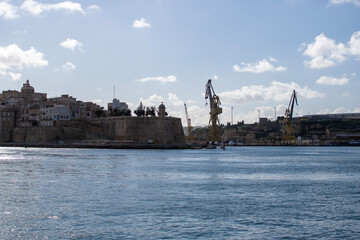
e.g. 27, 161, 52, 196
0, 0, 359, 125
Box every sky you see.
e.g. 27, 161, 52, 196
0, 0, 360, 126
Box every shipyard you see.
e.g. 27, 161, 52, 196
0, 79, 359, 148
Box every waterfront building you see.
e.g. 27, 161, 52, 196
0, 106, 15, 142
112, 98, 128, 111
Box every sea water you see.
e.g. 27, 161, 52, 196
0, 146, 359, 239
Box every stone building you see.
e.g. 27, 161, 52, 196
0, 107, 15, 142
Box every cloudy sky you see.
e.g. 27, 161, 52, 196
1, 0, 360, 125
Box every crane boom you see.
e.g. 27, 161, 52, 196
184, 103, 194, 143
286, 90, 298, 121
282, 89, 298, 145
184, 103, 192, 130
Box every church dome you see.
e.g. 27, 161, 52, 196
21, 80, 35, 94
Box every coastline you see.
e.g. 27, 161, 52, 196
0, 142, 190, 149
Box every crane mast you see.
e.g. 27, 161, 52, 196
282, 89, 298, 144
205, 79, 222, 143
184, 103, 194, 143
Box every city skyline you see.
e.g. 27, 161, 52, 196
1, 0, 360, 126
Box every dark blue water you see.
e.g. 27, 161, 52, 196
0, 147, 359, 239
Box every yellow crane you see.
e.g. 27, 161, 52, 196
184, 103, 194, 143
282, 89, 298, 145
205, 79, 222, 143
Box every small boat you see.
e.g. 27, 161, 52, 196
206, 144, 216, 149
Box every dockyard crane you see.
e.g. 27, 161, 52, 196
184, 103, 194, 143
282, 89, 298, 144
205, 79, 222, 143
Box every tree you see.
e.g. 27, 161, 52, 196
112, 108, 132, 116
134, 102, 145, 116
94, 107, 105, 118
134, 109, 145, 116
145, 106, 156, 116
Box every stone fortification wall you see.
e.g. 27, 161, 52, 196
11, 117, 185, 144
12, 126, 88, 143
90, 116, 185, 144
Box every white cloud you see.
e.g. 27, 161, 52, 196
139, 93, 183, 107
0, 44, 48, 70
329, 0, 360, 6
59, 38, 83, 51
0, 1, 19, 19
87, 5, 101, 11
12, 30, 28, 35
186, 105, 209, 126
318, 107, 360, 114
1, 1, 98, 19
219, 81, 324, 105
303, 31, 360, 68
315, 76, 349, 85
233, 58, 286, 73
139, 94, 164, 107
133, 18, 151, 28
137, 75, 177, 83
0, 70, 21, 81
318, 107, 349, 114
62, 62, 76, 71
9, 72, 22, 81
269, 56, 278, 62
167, 93, 183, 106
212, 75, 219, 80
20, 0, 84, 15
232, 105, 289, 124
92, 99, 102, 104
303, 33, 347, 68
349, 31, 360, 55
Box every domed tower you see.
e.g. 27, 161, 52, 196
21, 79, 35, 100
158, 102, 166, 118
21, 79, 35, 94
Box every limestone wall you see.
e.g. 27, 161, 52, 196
11, 116, 185, 144
90, 116, 185, 144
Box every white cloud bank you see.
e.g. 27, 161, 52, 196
0, 43, 47, 82
62, 62, 76, 71
139, 93, 182, 107
218, 81, 324, 105
303, 31, 360, 68
233, 57, 286, 73
8, 72, 22, 81
21, 0, 84, 15
0, 70, 22, 81
318, 107, 360, 114
329, 0, 360, 6
315, 76, 349, 85
0, 43, 48, 69
0, 1, 19, 19
0, 0, 100, 19
60, 38, 83, 51
133, 18, 151, 28
137, 75, 177, 83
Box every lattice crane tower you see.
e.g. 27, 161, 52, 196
205, 79, 222, 143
